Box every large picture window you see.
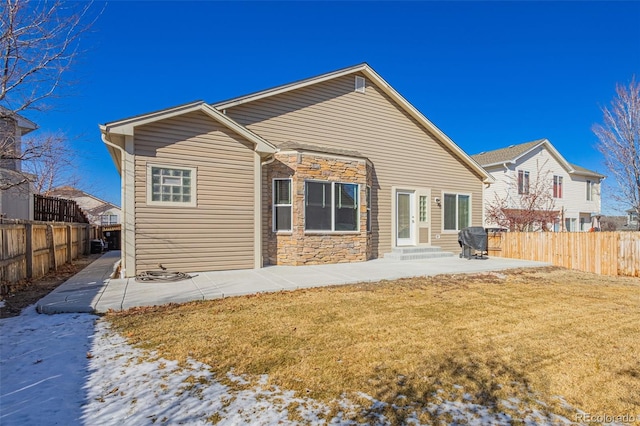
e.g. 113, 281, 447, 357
273, 179, 292, 232
305, 181, 359, 231
147, 165, 196, 206
443, 193, 470, 231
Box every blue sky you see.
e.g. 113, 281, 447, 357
26, 1, 640, 213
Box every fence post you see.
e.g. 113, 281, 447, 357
84, 224, 91, 255
66, 224, 72, 263
25, 223, 33, 279
47, 224, 57, 271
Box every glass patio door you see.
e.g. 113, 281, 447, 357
396, 191, 415, 246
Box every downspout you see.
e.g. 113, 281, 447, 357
101, 133, 123, 159
256, 154, 275, 268
101, 132, 127, 278
261, 154, 275, 166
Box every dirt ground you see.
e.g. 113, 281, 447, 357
0, 253, 103, 319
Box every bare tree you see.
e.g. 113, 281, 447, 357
593, 78, 640, 230
22, 131, 78, 194
0, 0, 99, 190
485, 160, 559, 231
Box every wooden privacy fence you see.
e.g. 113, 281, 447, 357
34, 194, 89, 223
488, 232, 640, 277
0, 222, 99, 293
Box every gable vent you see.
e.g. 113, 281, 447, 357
355, 76, 366, 93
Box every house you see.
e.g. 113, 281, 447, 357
626, 208, 639, 230
0, 109, 37, 220
101, 63, 494, 277
471, 139, 604, 232
46, 186, 121, 226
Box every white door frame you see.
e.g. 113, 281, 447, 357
395, 189, 416, 246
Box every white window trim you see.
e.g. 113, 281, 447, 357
518, 170, 530, 195
304, 180, 361, 234
553, 175, 563, 199
100, 214, 119, 225
146, 163, 197, 207
272, 178, 293, 233
441, 191, 472, 233
586, 180, 594, 201
355, 76, 366, 93
366, 185, 372, 233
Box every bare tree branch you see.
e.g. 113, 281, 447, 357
485, 159, 559, 232
593, 78, 640, 230
0, 0, 99, 114
22, 131, 77, 193
0, 0, 100, 191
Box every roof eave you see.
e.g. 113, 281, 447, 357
213, 63, 369, 110
100, 102, 277, 156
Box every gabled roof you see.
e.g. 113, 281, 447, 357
568, 163, 605, 178
47, 186, 120, 211
471, 139, 546, 167
214, 63, 494, 184
471, 139, 605, 179
0, 106, 37, 134
100, 101, 278, 173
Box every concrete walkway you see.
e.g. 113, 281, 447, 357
36, 251, 549, 314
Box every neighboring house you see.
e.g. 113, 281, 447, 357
101, 63, 494, 277
46, 186, 121, 226
0, 109, 37, 220
471, 139, 604, 232
626, 209, 639, 230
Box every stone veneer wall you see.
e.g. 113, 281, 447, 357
265, 151, 371, 265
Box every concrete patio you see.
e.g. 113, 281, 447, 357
36, 251, 549, 314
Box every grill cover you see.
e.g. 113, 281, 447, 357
458, 227, 488, 251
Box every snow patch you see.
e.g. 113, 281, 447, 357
1, 306, 584, 425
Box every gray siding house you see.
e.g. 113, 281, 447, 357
0, 109, 37, 220
101, 64, 493, 277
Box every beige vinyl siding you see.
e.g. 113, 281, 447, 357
228, 73, 483, 254
133, 111, 256, 273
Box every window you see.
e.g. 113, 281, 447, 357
518, 170, 530, 195
553, 175, 563, 198
366, 185, 372, 232
273, 179, 292, 232
419, 195, 428, 222
100, 214, 118, 225
565, 218, 576, 232
305, 181, 359, 231
148, 165, 196, 206
586, 180, 594, 201
443, 193, 470, 231
355, 76, 366, 93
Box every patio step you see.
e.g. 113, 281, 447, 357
383, 246, 455, 261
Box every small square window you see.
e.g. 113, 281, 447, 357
147, 165, 196, 207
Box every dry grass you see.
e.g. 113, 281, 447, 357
106, 267, 640, 423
